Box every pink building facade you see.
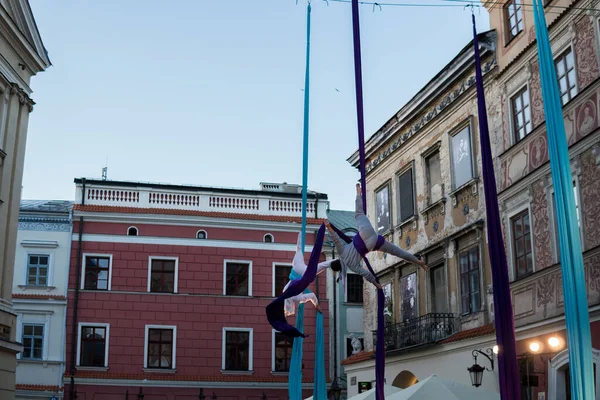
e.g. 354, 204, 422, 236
64, 179, 331, 400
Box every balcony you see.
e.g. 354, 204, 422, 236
373, 313, 459, 352
74, 180, 329, 219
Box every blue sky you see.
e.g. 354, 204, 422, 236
24, 0, 489, 210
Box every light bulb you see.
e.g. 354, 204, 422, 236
493, 345, 499, 354
529, 342, 540, 353
548, 337, 560, 348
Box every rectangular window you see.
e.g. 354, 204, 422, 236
83, 256, 110, 290
505, 0, 523, 41
451, 124, 474, 190
346, 336, 365, 358
376, 185, 391, 234
21, 324, 43, 360
274, 264, 292, 296
149, 258, 176, 293
430, 265, 448, 313
346, 274, 364, 304
225, 262, 250, 296
224, 329, 252, 371
79, 325, 108, 367
512, 87, 532, 142
27, 254, 49, 286
273, 332, 293, 372
400, 273, 417, 322
511, 210, 533, 279
146, 327, 175, 369
398, 168, 415, 223
555, 48, 578, 105
459, 247, 481, 315
426, 152, 442, 204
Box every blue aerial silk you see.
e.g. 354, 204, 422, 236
532, 1, 595, 399
289, 3, 326, 400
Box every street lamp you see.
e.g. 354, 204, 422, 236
198, 388, 205, 400
330, 378, 342, 400
137, 387, 144, 400
468, 348, 495, 387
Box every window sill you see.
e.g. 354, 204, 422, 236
504, 30, 523, 48
221, 370, 254, 375
395, 215, 417, 232
449, 178, 479, 207
76, 366, 108, 372
17, 359, 63, 366
343, 302, 364, 307
420, 197, 447, 215
143, 368, 176, 374
270, 371, 289, 376
17, 285, 56, 291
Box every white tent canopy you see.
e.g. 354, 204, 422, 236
304, 384, 401, 400
386, 375, 500, 400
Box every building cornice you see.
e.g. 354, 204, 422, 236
348, 54, 497, 175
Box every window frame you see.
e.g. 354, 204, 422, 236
554, 46, 578, 106
510, 85, 533, 143
396, 164, 416, 225
223, 260, 253, 297
399, 272, 418, 322
272, 262, 292, 297
449, 119, 476, 191
504, 0, 523, 43
424, 149, 443, 205
222, 327, 253, 372
81, 253, 113, 291
127, 226, 138, 236
144, 324, 177, 370
510, 209, 534, 280
458, 244, 482, 316
263, 233, 274, 243
345, 335, 365, 359
196, 230, 207, 239
147, 256, 179, 294
345, 272, 364, 304
20, 323, 45, 360
375, 181, 392, 235
271, 329, 293, 373
76, 322, 110, 368
428, 261, 448, 314
25, 252, 52, 287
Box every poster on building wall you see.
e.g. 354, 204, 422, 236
451, 125, 473, 189
376, 185, 390, 234
400, 273, 417, 321
383, 283, 394, 325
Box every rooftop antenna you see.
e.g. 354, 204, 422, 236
102, 157, 108, 181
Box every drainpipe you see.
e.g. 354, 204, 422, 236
331, 245, 339, 390
69, 178, 86, 400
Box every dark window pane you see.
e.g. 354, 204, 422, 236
275, 265, 292, 295
226, 263, 249, 296
275, 332, 293, 372
347, 274, 364, 303
80, 326, 106, 367
398, 169, 414, 222
225, 331, 250, 371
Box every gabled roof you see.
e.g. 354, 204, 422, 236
326, 209, 357, 232
0, 0, 51, 74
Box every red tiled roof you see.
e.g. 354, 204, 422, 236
341, 351, 375, 366
66, 371, 329, 383
16, 384, 62, 392
439, 323, 495, 344
13, 294, 66, 301
74, 205, 325, 225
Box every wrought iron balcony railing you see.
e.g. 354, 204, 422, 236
372, 313, 459, 352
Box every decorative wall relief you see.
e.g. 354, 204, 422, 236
531, 182, 553, 270
581, 150, 600, 249
575, 16, 600, 89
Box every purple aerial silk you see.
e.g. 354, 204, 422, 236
266, 223, 326, 338
349, 1, 385, 398
328, 222, 385, 400
472, 14, 520, 400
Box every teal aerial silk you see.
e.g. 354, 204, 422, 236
532, 1, 594, 398
288, 3, 327, 400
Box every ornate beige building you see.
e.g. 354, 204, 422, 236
0, 1, 50, 398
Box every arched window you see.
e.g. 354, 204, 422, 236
264, 234, 274, 243
196, 230, 207, 240
127, 226, 138, 236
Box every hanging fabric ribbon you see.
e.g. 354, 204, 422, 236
289, 3, 326, 399
531, 1, 595, 399
349, 2, 385, 398
471, 14, 520, 400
